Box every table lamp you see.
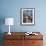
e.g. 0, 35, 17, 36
5, 18, 14, 35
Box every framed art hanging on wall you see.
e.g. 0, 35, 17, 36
20, 8, 35, 25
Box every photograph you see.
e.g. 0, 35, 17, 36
20, 8, 35, 25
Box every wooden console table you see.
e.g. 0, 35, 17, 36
4, 32, 43, 46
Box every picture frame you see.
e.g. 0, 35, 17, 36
20, 8, 35, 25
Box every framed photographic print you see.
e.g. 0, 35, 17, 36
20, 8, 35, 25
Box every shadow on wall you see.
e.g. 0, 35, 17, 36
0, 16, 5, 46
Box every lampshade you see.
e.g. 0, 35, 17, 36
5, 18, 14, 25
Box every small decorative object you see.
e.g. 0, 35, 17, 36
27, 32, 32, 34
5, 18, 14, 35
20, 8, 35, 25
25, 32, 38, 35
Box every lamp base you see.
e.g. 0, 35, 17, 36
8, 32, 11, 35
